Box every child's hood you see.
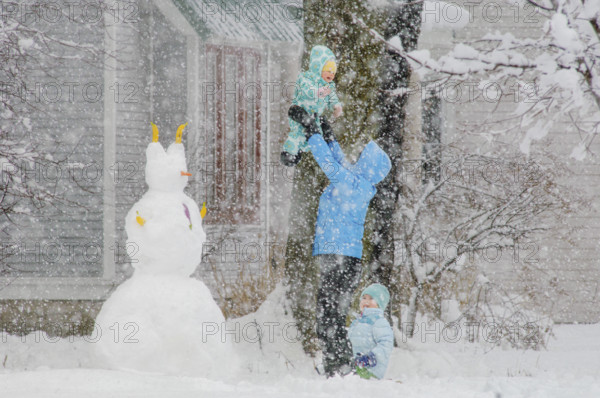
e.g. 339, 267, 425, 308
350, 142, 392, 185
308, 45, 336, 84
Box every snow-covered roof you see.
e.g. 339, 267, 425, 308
173, 0, 303, 42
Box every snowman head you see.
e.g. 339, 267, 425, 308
146, 123, 191, 192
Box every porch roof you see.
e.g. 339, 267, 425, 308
173, 0, 304, 42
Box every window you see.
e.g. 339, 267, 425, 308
203, 45, 261, 224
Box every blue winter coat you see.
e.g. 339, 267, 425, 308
309, 134, 391, 259
347, 308, 394, 379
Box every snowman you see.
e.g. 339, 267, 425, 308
94, 123, 237, 377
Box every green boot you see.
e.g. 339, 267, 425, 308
354, 367, 375, 380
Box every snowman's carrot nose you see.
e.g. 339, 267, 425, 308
181, 171, 192, 176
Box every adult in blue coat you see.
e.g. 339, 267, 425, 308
289, 106, 391, 377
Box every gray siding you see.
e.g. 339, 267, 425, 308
0, 0, 300, 308
3, 3, 106, 277
419, 0, 600, 322
112, 1, 156, 276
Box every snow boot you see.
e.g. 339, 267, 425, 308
337, 363, 353, 377
280, 150, 302, 167
319, 363, 353, 378
315, 362, 326, 376
354, 367, 375, 379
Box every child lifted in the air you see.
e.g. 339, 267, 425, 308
280, 45, 343, 167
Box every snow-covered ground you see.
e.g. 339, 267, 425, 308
1, 286, 599, 397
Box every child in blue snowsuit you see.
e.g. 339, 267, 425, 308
288, 108, 391, 377
280, 45, 343, 167
348, 283, 394, 379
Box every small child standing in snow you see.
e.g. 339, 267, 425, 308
348, 284, 394, 380
280, 45, 343, 166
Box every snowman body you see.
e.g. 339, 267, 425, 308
124, 141, 205, 276
94, 132, 237, 377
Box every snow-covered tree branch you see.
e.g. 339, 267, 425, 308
353, 0, 600, 159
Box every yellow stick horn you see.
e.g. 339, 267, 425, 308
175, 123, 188, 144
151, 122, 159, 143
136, 211, 146, 226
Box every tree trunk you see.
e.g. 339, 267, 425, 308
369, 1, 424, 323
405, 285, 421, 338
283, 155, 323, 354
401, 71, 424, 192
284, 0, 385, 354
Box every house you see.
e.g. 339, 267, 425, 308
0, 0, 302, 332
2, 0, 597, 335
415, 0, 600, 323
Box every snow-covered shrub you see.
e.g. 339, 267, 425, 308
388, 148, 582, 343
460, 276, 554, 350
204, 250, 283, 319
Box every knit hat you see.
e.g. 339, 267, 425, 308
322, 60, 337, 74
361, 283, 390, 311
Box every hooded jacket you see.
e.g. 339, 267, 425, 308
283, 46, 342, 155
309, 134, 392, 259
347, 307, 394, 379
292, 45, 341, 115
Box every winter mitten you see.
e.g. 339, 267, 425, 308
318, 86, 332, 98
288, 106, 320, 139
355, 352, 377, 368
288, 105, 314, 128
320, 116, 335, 143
